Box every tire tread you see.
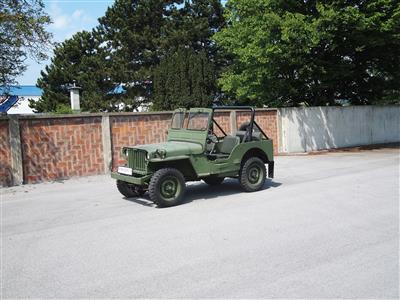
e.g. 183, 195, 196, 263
239, 157, 266, 192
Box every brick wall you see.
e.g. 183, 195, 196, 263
111, 113, 172, 170
1, 109, 278, 186
213, 111, 231, 135
0, 120, 12, 187
19, 116, 104, 183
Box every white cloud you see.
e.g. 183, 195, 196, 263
52, 14, 69, 29
48, 2, 96, 42
72, 9, 84, 19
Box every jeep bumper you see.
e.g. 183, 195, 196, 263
268, 161, 274, 178
111, 172, 151, 185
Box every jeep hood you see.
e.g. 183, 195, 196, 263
128, 141, 203, 158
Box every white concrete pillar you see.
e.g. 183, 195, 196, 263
68, 82, 81, 111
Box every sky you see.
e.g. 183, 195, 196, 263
16, 0, 115, 85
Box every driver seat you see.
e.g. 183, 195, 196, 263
209, 135, 240, 158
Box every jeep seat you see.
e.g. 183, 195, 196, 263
219, 135, 240, 154
208, 135, 240, 158
235, 130, 263, 142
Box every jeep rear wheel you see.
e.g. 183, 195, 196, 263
116, 180, 145, 198
203, 176, 225, 185
149, 168, 186, 207
239, 157, 266, 192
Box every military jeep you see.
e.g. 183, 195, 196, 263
111, 106, 274, 207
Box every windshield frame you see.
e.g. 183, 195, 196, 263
186, 111, 211, 131
170, 110, 187, 129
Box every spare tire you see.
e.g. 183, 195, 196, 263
238, 122, 260, 132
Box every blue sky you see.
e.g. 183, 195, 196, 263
17, 0, 115, 85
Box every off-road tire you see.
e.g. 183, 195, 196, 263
203, 176, 225, 185
149, 168, 186, 207
117, 180, 140, 198
239, 157, 266, 192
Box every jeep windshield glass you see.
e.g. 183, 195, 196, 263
187, 112, 210, 131
171, 112, 186, 129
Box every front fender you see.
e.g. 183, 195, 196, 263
147, 158, 198, 181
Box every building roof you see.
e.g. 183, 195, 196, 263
108, 85, 126, 95
0, 85, 43, 96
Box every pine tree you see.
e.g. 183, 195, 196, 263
34, 0, 226, 112
152, 47, 216, 110
31, 30, 116, 112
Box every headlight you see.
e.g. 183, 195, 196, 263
156, 149, 167, 159
121, 147, 128, 158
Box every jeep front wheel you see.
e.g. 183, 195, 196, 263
239, 157, 266, 192
116, 180, 145, 198
149, 168, 186, 207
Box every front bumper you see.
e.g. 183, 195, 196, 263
111, 172, 151, 185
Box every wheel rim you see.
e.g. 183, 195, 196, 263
247, 164, 263, 185
160, 176, 180, 200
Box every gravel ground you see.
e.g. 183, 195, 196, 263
1, 148, 399, 299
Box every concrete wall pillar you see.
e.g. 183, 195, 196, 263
230, 110, 237, 135
101, 115, 112, 174
8, 116, 23, 185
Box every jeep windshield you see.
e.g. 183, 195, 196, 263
171, 110, 210, 131
187, 111, 210, 131
171, 111, 186, 129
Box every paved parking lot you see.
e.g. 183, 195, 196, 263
1, 148, 399, 298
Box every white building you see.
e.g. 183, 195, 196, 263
0, 85, 42, 114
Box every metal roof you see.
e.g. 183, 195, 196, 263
0, 85, 43, 96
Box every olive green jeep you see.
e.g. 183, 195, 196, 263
111, 106, 274, 207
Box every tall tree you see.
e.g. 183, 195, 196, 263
153, 47, 216, 110
35, 0, 226, 112
31, 30, 117, 113
98, 0, 226, 109
97, 0, 181, 106
0, 0, 52, 90
214, 0, 400, 106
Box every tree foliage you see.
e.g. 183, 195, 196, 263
0, 0, 52, 90
35, 0, 226, 112
153, 47, 216, 110
31, 31, 118, 112
214, 0, 400, 106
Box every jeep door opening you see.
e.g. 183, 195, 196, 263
111, 106, 274, 207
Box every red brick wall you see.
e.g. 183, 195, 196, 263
111, 113, 172, 169
0, 109, 278, 186
237, 110, 278, 154
0, 120, 12, 187
213, 112, 231, 136
20, 117, 104, 183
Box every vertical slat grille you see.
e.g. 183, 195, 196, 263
127, 149, 147, 173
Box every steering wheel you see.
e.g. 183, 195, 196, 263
207, 130, 218, 144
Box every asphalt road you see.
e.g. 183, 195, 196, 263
1, 148, 399, 299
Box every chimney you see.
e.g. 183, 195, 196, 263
68, 81, 81, 111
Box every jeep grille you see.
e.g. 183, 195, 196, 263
127, 149, 147, 173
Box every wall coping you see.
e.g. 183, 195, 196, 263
0, 108, 278, 120
1, 105, 398, 120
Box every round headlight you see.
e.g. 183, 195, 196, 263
156, 149, 167, 159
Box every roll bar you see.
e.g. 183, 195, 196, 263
212, 106, 269, 141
